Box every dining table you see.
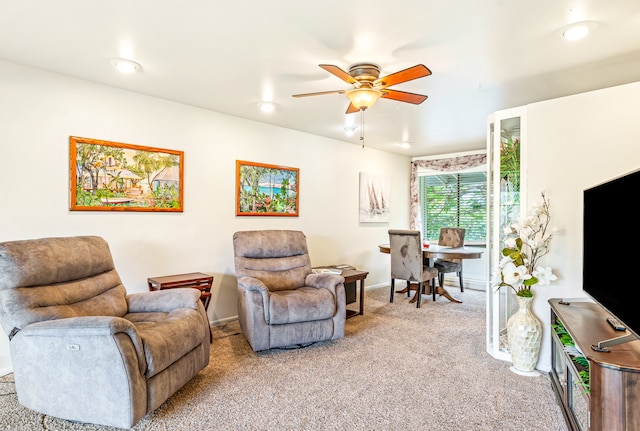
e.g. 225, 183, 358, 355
378, 243, 484, 303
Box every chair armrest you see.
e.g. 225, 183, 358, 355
237, 276, 270, 293
305, 273, 345, 295
18, 316, 146, 374
127, 288, 201, 313
236, 276, 271, 322
21, 315, 138, 338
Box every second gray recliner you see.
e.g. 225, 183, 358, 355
232, 229, 346, 352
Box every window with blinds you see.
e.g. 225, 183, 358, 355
419, 171, 487, 242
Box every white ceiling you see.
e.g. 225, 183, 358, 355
1, 1, 639, 157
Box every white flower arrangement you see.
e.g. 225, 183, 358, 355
495, 192, 557, 297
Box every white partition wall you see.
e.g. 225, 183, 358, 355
486, 106, 528, 363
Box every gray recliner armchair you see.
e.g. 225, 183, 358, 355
0, 236, 210, 429
232, 230, 346, 352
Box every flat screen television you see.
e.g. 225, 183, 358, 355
583, 168, 640, 349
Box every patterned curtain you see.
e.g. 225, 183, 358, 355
410, 153, 487, 231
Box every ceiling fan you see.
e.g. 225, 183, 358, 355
292, 62, 432, 114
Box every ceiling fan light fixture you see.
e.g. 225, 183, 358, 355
346, 88, 382, 111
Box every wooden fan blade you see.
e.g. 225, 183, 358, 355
292, 89, 346, 98
374, 64, 432, 89
319, 64, 358, 85
345, 103, 360, 114
381, 89, 428, 104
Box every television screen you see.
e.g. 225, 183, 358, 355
583, 168, 640, 341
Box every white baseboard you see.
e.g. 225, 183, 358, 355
210, 315, 239, 327
368, 277, 486, 292
207, 276, 488, 328
443, 275, 486, 291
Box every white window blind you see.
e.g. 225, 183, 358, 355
419, 171, 487, 242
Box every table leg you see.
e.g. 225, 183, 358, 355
396, 280, 416, 296
345, 274, 369, 319
359, 279, 365, 316
433, 284, 463, 303
428, 256, 462, 303
408, 280, 463, 304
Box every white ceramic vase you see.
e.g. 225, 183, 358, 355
507, 295, 542, 375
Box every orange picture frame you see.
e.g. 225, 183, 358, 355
70, 136, 184, 212
236, 160, 299, 216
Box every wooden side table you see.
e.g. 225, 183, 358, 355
312, 266, 369, 319
341, 269, 369, 319
147, 272, 213, 311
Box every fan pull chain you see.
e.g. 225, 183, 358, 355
360, 109, 365, 148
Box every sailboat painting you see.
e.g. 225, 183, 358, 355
359, 172, 390, 222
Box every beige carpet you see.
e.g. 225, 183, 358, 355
0, 286, 568, 431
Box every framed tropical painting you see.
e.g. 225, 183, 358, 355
70, 136, 184, 212
236, 160, 299, 216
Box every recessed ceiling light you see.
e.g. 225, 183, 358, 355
258, 102, 275, 113
344, 125, 359, 136
111, 58, 142, 73
562, 21, 598, 41
395, 142, 412, 149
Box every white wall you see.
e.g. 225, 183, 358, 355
0, 61, 415, 372
517, 80, 640, 371
4, 60, 637, 376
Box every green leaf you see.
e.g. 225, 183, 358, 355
551, 322, 567, 335
573, 356, 589, 368
559, 334, 574, 346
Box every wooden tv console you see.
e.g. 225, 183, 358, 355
548, 298, 640, 431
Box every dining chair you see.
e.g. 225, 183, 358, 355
433, 227, 466, 292
388, 229, 439, 308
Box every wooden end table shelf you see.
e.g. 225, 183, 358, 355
341, 269, 369, 319
312, 267, 369, 319
147, 272, 213, 311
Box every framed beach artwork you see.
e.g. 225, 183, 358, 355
69, 136, 184, 212
359, 172, 390, 222
236, 160, 299, 216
